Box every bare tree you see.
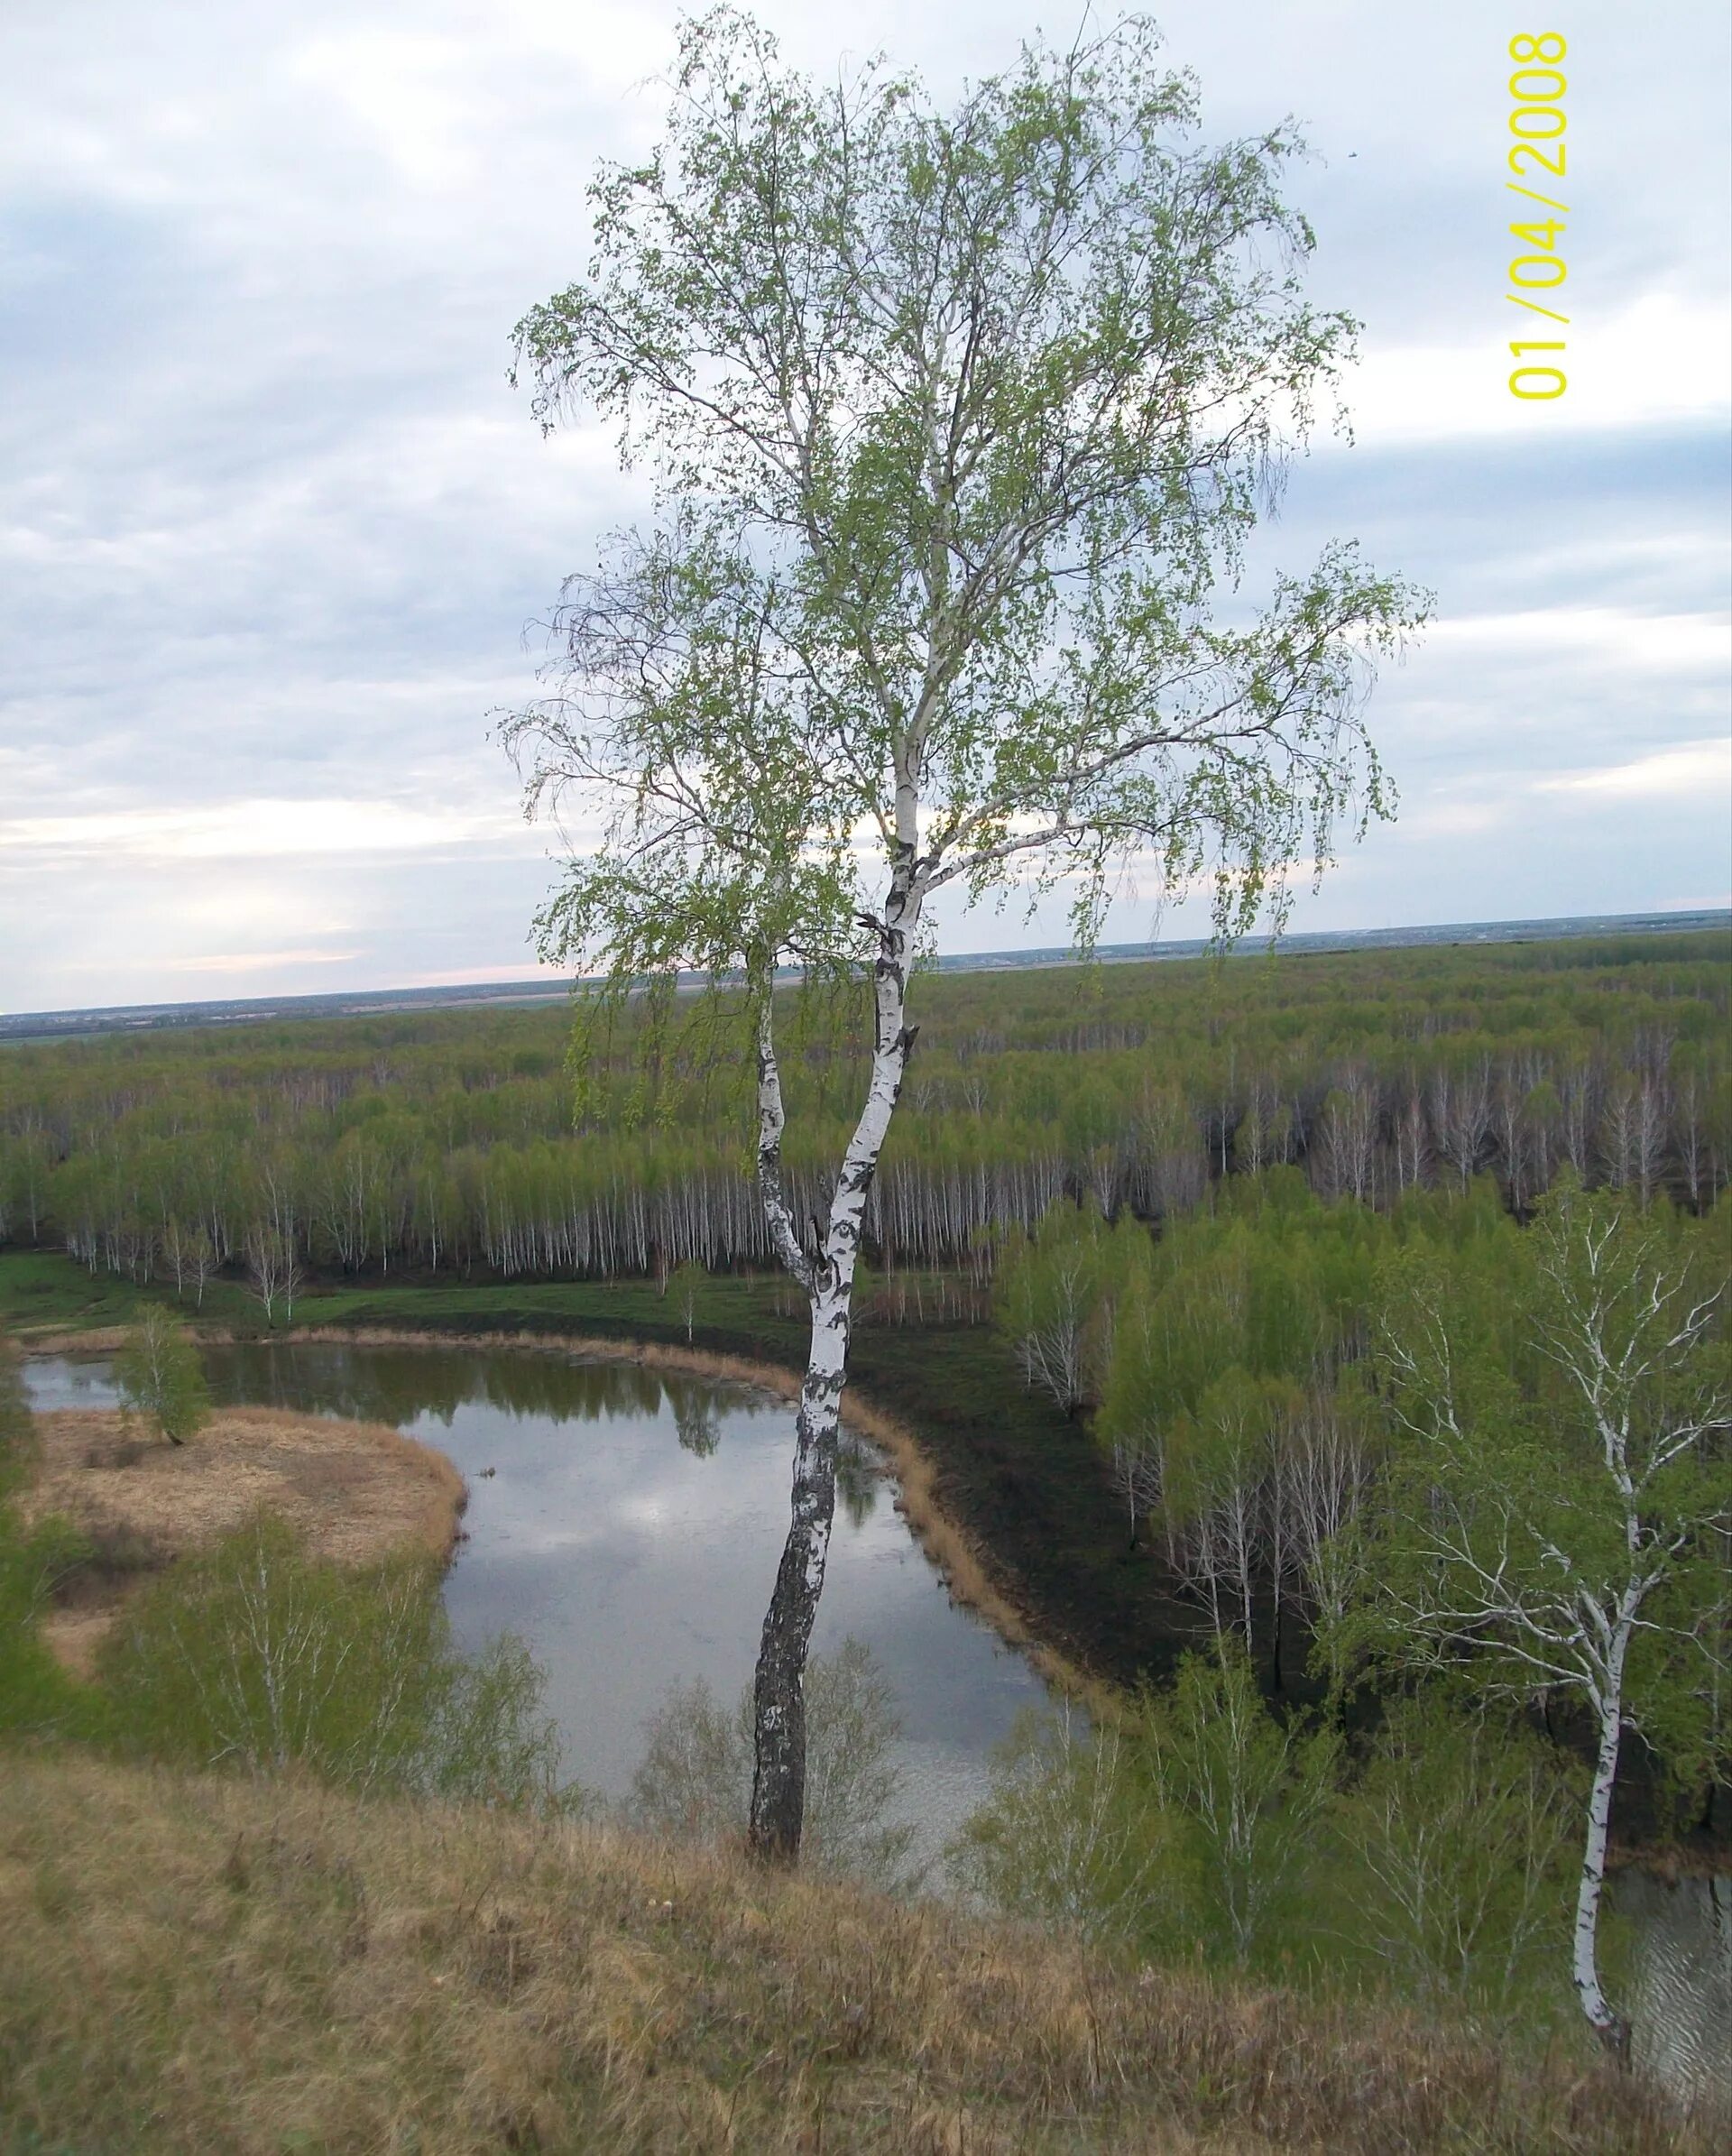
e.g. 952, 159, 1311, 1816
1281, 1390, 1374, 1691
664, 1258, 707, 1344
1391, 1076, 1431, 1193
1429, 1061, 1492, 1186
1671, 1066, 1713, 1211
1312, 1069, 1378, 1203
244, 1224, 301, 1326
502, 9, 1423, 1860
1598, 1072, 1669, 1207
1107, 1433, 1165, 1551
997, 1208, 1105, 1416
1132, 1083, 1211, 1218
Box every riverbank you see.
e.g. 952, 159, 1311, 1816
0, 1746, 1707, 2156
26, 1315, 1110, 1708
33, 1285, 1175, 1685
18, 1399, 465, 1675
10, 1256, 1726, 1855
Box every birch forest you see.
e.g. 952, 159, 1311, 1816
3, 934, 1725, 1297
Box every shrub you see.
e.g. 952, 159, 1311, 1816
97, 1512, 572, 1810
1138, 1641, 1340, 1967
949, 1704, 1173, 1944
0, 1324, 100, 1739
631, 1637, 917, 1887
1332, 1691, 1581, 2019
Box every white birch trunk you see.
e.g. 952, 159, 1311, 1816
1572, 1626, 1634, 2059
747, 843, 924, 1860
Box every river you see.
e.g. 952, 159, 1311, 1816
22, 1341, 1729, 2113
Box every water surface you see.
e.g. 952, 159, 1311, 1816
25, 1341, 1046, 1869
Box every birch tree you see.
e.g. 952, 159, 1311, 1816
501, 7, 1424, 1860
1340, 1185, 1731, 2056
115, 1306, 210, 1447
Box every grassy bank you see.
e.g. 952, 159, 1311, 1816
0, 1746, 1708, 2156
19, 1402, 466, 1677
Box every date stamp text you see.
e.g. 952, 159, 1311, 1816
1506, 33, 1569, 401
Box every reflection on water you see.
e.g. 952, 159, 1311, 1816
1608, 1869, 1731, 2115
25, 1342, 1046, 1872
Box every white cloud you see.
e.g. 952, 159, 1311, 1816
287, 31, 481, 189
1537, 739, 1732, 801
1423, 606, 1732, 673
169, 946, 364, 974
1, 797, 528, 863
1351, 294, 1732, 448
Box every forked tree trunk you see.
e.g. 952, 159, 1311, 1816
747, 843, 921, 1862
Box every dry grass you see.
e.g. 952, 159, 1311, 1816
0, 1747, 1708, 2156
20, 1405, 466, 1675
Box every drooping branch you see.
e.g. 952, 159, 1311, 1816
503, 7, 1434, 1869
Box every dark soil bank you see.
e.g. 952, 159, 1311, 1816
236, 1276, 1271, 1693
288, 1275, 1727, 1856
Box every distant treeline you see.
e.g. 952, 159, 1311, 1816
2, 932, 1726, 1295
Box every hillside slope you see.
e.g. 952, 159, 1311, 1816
0, 1750, 1705, 2156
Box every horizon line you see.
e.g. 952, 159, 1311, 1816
4, 905, 1727, 1041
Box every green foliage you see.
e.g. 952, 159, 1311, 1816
958, 1668, 1595, 2023
0, 1507, 90, 1742
3, 933, 1726, 1293
502, 4, 1424, 1129
1329, 1181, 1730, 2042
631, 1638, 917, 1888
958, 1647, 1336, 1970
1332, 1692, 1581, 2022
97, 1514, 570, 1810
115, 1306, 210, 1446
1138, 1643, 1340, 1966
0, 1325, 98, 1741
1336, 1184, 1731, 1773
0, 1324, 32, 1493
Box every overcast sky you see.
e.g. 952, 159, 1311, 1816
2, 0, 1727, 1013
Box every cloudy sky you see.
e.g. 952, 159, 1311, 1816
2, 0, 1727, 1014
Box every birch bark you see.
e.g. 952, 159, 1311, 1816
1572, 1628, 1632, 2057
749, 846, 924, 1859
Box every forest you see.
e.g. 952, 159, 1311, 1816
2, 930, 1726, 1298
3, 924, 1728, 2105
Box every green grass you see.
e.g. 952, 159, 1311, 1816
0, 1248, 804, 1345
0, 1249, 213, 1331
